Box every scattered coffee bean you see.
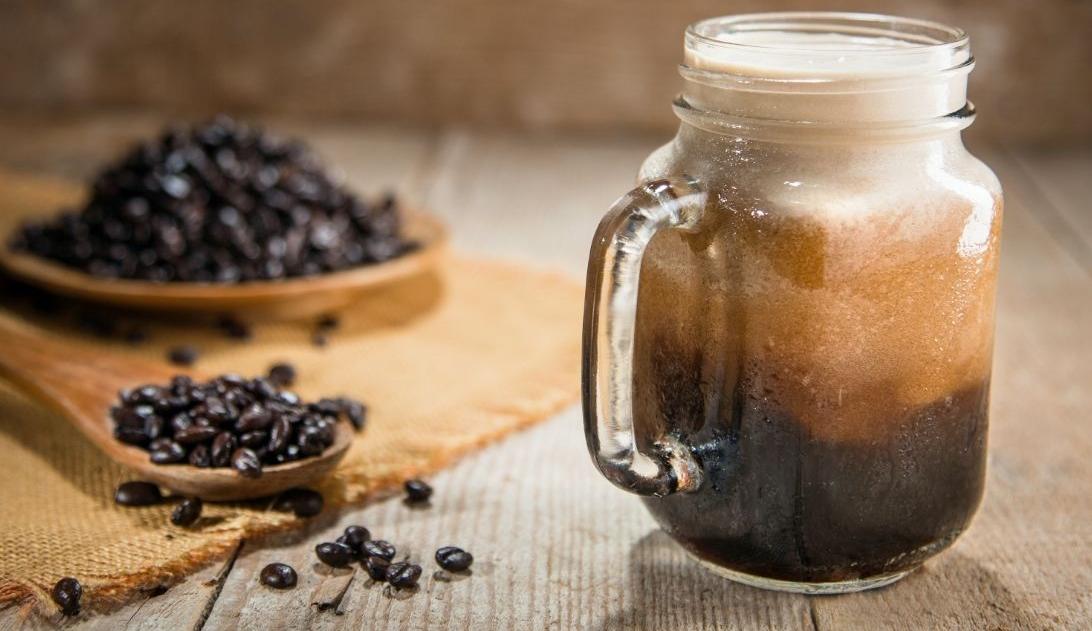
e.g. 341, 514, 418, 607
167, 345, 199, 367
170, 498, 203, 527
339, 397, 366, 432
404, 479, 433, 504
114, 481, 163, 507
435, 546, 474, 572
385, 562, 422, 589
109, 374, 360, 474
124, 328, 149, 345
311, 331, 328, 348
272, 488, 324, 517
363, 556, 390, 581
342, 525, 371, 553
51, 577, 82, 616
315, 542, 354, 568
11, 116, 413, 283
260, 563, 297, 589
217, 316, 252, 341
362, 540, 396, 562
316, 314, 340, 331
267, 362, 296, 387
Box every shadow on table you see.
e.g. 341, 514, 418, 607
596, 530, 1037, 631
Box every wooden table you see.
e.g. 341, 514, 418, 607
0, 117, 1088, 630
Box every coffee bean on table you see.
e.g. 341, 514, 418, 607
363, 556, 390, 581
51, 577, 82, 616
267, 363, 296, 387
167, 345, 199, 367
342, 525, 371, 552
171, 498, 203, 527
272, 488, 324, 517
339, 397, 366, 432
435, 546, 474, 572
260, 563, 297, 589
362, 540, 396, 562
385, 562, 422, 589
231, 447, 262, 478
315, 542, 354, 568
404, 479, 432, 504
114, 481, 163, 507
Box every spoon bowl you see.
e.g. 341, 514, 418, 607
0, 169, 447, 320
0, 313, 352, 501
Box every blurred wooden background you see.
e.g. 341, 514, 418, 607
0, 0, 1089, 147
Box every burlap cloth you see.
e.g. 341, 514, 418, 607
0, 173, 583, 616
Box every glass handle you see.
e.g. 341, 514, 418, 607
582, 176, 705, 497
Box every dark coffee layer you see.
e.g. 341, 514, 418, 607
642, 381, 989, 584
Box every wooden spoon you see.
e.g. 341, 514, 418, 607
0, 167, 447, 319
0, 313, 351, 501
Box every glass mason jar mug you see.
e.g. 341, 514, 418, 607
582, 13, 1002, 594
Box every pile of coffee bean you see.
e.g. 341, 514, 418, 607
111, 373, 366, 476
11, 115, 412, 283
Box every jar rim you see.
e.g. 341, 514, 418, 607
685, 12, 972, 80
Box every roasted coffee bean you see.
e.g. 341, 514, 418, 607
260, 563, 297, 589
188, 444, 211, 467
171, 497, 202, 527
231, 447, 262, 478
167, 345, 199, 367
316, 314, 340, 331
238, 430, 268, 448
311, 332, 328, 348
210, 432, 236, 467
114, 425, 150, 446
175, 425, 219, 445
435, 546, 474, 572
272, 488, 324, 517
362, 540, 396, 561
150, 441, 187, 464
14, 117, 412, 284
111, 373, 365, 473
340, 398, 366, 432
51, 577, 82, 616
143, 415, 164, 441
315, 542, 353, 568
236, 404, 272, 432
385, 562, 422, 589
217, 316, 253, 340
342, 525, 371, 552
114, 481, 162, 506
363, 556, 389, 581
124, 328, 148, 345
404, 479, 433, 503
267, 363, 296, 387
267, 417, 291, 454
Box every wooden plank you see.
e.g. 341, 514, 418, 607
420, 129, 661, 277
203, 410, 814, 631
2, 127, 1090, 630
0, 545, 238, 631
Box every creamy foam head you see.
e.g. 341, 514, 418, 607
682, 13, 973, 123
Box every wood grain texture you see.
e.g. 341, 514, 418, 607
0, 1, 1090, 147
0, 121, 1088, 629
